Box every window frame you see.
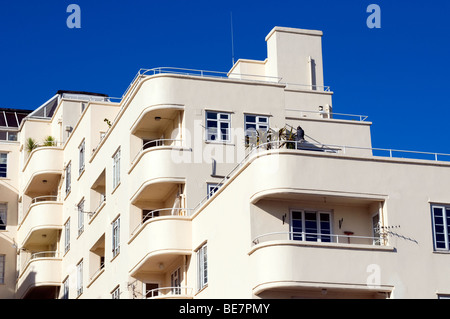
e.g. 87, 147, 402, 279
0, 153, 7, 178
112, 148, 121, 189
0, 203, 7, 230
207, 183, 222, 199
0, 255, 5, 285
65, 161, 71, 195
77, 199, 85, 236
290, 209, 333, 243
205, 111, 231, 142
64, 218, 70, 253
78, 139, 85, 175
76, 260, 83, 297
112, 217, 120, 258
244, 114, 269, 136
431, 204, 450, 251
197, 243, 208, 291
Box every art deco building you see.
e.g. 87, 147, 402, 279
1, 26, 450, 299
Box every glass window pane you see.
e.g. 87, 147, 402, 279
245, 115, 256, 123
206, 112, 217, 119
305, 212, 318, 241
219, 113, 229, 120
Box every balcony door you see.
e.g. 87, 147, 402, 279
290, 210, 332, 242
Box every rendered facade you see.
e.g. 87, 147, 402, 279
1, 26, 450, 299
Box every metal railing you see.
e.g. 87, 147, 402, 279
131, 139, 184, 166
131, 207, 193, 236
145, 286, 193, 299
285, 109, 369, 121
30, 195, 59, 204
193, 138, 450, 214
21, 251, 61, 273
252, 232, 384, 246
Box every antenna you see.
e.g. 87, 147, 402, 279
230, 11, 235, 66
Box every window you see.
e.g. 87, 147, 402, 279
64, 219, 70, 253
0, 255, 5, 285
77, 199, 85, 236
65, 162, 71, 195
79, 140, 85, 174
205, 111, 231, 142
197, 243, 208, 291
62, 277, 69, 299
291, 210, 332, 242
112, 217, 120, 258
0, 153, 7, 178
77, 260, 83, 296
112, 149, 121, 189
171, 267, 181, 295
244, 114, 269, 137
112, 286, 120, 299
431, 205, 450, 251
207, 183, 222, 199
0, 203, 6, 230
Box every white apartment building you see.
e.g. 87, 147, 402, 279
1, 26, 450, 299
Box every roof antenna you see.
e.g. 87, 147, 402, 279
230, 11, 235, 66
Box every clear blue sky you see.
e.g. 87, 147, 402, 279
1, 0, 449, 155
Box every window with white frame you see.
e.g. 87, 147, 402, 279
77, 260, 83, 296
431, 204, 450, 251
77, 199, 85, 236
65, 162, 71, 195
112, 217, 120, 257
0, 203, 6, 230
197, 243, 208, 291
207, 183, 222, 199
0, 153, 7, 178
112, 148, 121, 189
244, 114, 269, 137
62, 277, 69, 299
79, 140, 85, 174
112, 285, 120, 299
291, 210, 332, 242
205, 111, 231, 142
0, 255, 5, 285
171, 267, 181, 295
64, 218, 70, 253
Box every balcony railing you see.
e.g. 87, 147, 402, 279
31, 195, 58, 204
131, 207, 193, 236
145, 286, 193, 299
20, 251, 61, 273
131, 139, 184, 166
252, 232, 385, 246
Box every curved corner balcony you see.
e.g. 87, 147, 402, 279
18, 196, 62, 248
22, 146, 63, 196
16, 251, 62, 299
128, 214, 192, 277
248, 234, 394, 297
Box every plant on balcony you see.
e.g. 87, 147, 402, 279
246, 124, 301, 150
25, 137, 38, 153
42, 135, 56, 147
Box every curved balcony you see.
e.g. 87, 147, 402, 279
18, 196, 62, 248
145, 287, 193, 299
248, 236, 394, 297
128, 215, 191, 277
129, 142, 189, 205
22, 147, 63, 196
16, 251, 62, 299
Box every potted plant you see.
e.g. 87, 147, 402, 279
25, 137, 38, 153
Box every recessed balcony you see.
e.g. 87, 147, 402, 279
22, 147, 63, 197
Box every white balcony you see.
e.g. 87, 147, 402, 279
16, 251, 62, 299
